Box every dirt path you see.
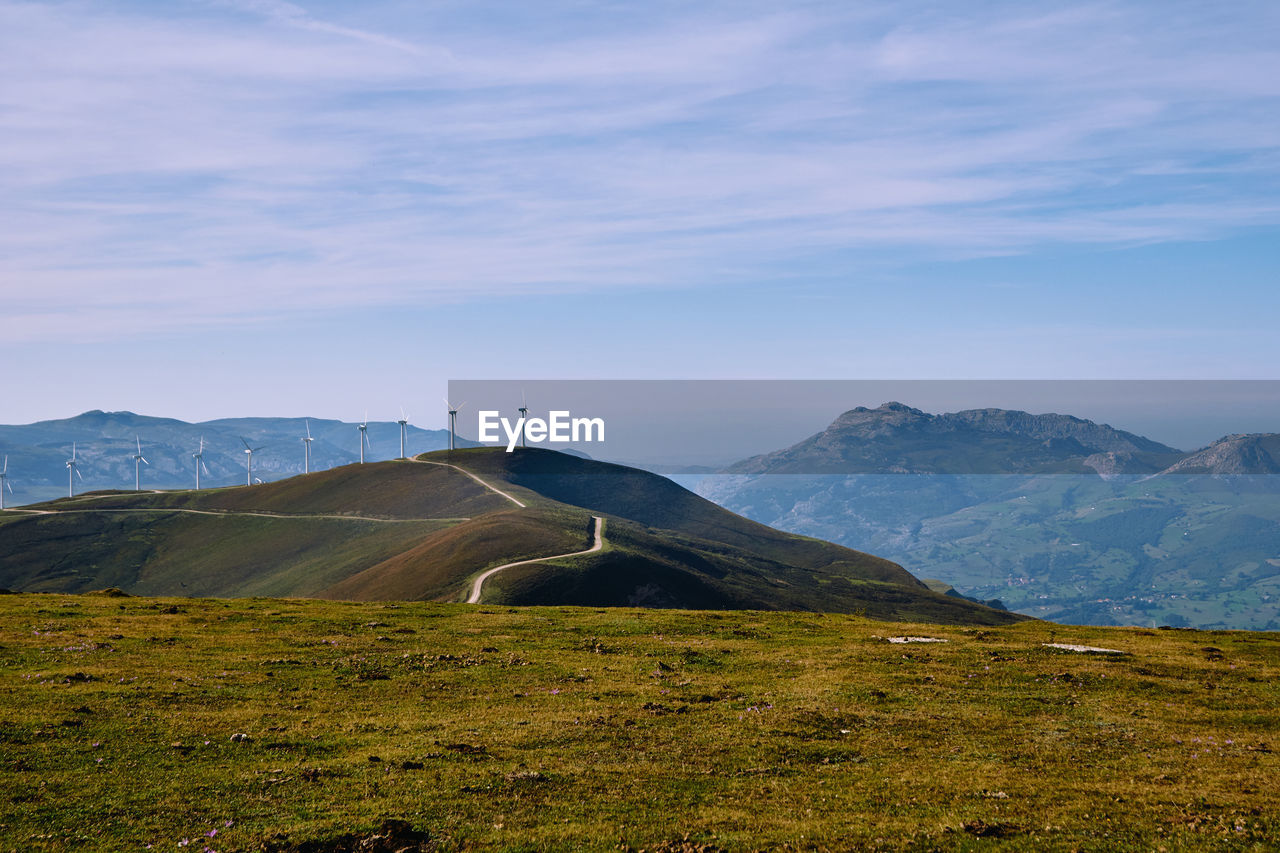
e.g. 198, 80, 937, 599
1, 507, 465, 524
411, 459, 527, 508
467, 516, 603, 604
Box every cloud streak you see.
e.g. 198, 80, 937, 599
1, 0, 1278, 342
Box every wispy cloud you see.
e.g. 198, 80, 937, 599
1, 0, 1278, 342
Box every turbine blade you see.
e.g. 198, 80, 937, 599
141, 457, 149, 465
75, 468, 84, 481
240, 437, 251, 451
2, 456, 6, 475
201, 461, 210, 476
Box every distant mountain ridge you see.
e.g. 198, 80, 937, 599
0, 410, 474, 506
1159, 433, 1280, 475
724, 402, 1280, 478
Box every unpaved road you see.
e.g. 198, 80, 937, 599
1, 507, 458, 523
411, 459, 527, 508
467, 515, 604, 604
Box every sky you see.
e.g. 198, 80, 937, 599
2, 0, 1279, 430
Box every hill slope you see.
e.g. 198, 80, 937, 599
0, 449, 1018, 624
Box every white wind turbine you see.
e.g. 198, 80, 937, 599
240, 437, 265, 486
397, 409, 410, 459
444, 398, 465, 451
66, 443, 83, 497
358, 413, 370, 464
517, 389, 529, 450
301, 420, 315, 474
193, 437, 210, 490
132, 436, 149, 491
0, 456, 11, 510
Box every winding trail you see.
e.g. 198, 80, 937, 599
467, 516, 604, 604
411, 458, 527, 508
1, 507, 460, 523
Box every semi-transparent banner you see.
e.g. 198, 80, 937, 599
445, 379, 1280, 474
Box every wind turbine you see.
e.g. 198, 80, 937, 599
357, 413, 370, 464
302, 420, 314, 474
397, 409, 409, 459
444, 398, 465, 451
517, 389, 529, 450
193, 437, 209, 490
133, 436, 149, 491
0, 456, 11, 510
66, 443, 83, 498
240, 437, 265, 486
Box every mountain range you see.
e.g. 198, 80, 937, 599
726, 402, 1224, 476
0, 447, 1018, 625
0, 410, 476, 506
697, 402, 1280, 630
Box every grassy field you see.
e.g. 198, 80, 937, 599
3, 594, 1279, 851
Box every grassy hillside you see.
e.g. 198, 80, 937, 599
2, 593, 1278, 852
0, 510, 455, 597
438, 448, 925, 587
0, 461, 503, 598
39, 460, 509, 519
1, 449, 1018, 624
320, 507, 593, 602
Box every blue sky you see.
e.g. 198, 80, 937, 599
2, 0, 1278, 428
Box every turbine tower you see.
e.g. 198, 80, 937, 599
518, 389, 529, 450
240, 437, 265, 486
0, 456, 10, 510
133, 436, 149, 491
302, 420, 314, 474
397, 409, 409, 459
193, 437, 209, 490
66, 443, 82, 498
358, 414, 370, 464
444, 398, 465, 451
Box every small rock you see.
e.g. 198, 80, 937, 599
1043, 643, 1129, 655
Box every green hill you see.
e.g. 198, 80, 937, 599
0, 449, 1019, 624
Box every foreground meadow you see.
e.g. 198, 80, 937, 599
2, 593, 1278, 851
